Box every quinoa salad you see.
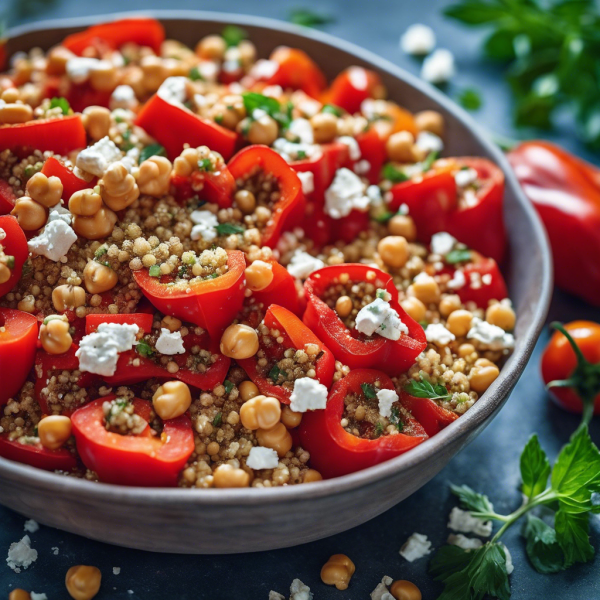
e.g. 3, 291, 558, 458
0, 17, 515, 488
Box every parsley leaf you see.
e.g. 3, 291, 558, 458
404, 376, 451, 401
361, 383, 377, 399
221, 25, 247, 48
139, 144, 166, 163
321, 104, 344, 117
148, 264, 161, 278
522, 515, 565, 574
288, 8, 334, 28
189, 66, 204, 81
520, 434, 551, 501
49, 96, 70, 115
457, 87, 483, 111
269, 365, 281, 384
198, 158, 213, 172
215, 223, 245, 236
212, 412, 223, 427
224, 379, 234, 394
555, 510, 594, 568
451, 484, 495, 518
136, 338, 154, 358
241, 92, 291, 129
389, 406, 404, 432
420, 150, 439, 172
375, 422, 384, 437
445, 249, 472, 264
381, 162, 410, 183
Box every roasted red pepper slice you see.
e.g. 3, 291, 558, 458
0, 215, 28, 298
71, 396, 194, 487
303, 264, 426, 376
322, 67, 384, 114
136, 94, 238, 162
237, 304, 335, 405
265, 47, 327, 98
388, 158, 506, 263
228, 145, 306, 248
0, 308, 38, 406
133, 249, 246, 341
41, 156, 94, 202
0, 436, 77, 472
298, 369, 427, 479
0, 115, 86, 156
399, 392, 458, 437
356, 127, 387, 185
62, 17, 165, 55
170, 166, 235, 209
0, 179, 16, 215
85, 312, 154, 336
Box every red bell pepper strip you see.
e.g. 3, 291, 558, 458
507, 141, 600, 306
85, 312, 154, 336
0, 308, 38, 406
322, 67, 384, 114
0, 436, 77, 471
356, 127, 387, 185
41, 156, 95, 202
237, 304, 335, 405
0, 115, 86, 156
136, 94, 238, 162
303, 264, 426, 376
170, 166, 235, 209
62, 17, 165, 55
455, 254, 509, 308
71, 396, 194, 487
264, 47, 327, 98
298, 369, 428, 479
133, 249, 246, 341
228, 145, 306, 248
0, 215, 28, 298
0, 179, 16, 215
399, 391, 458, 437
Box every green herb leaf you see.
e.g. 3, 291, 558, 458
381, 162, 409, 183
189, 66, 204, 81
445, 249, 472, 264
269, 364, 281, 384
212, 412, 223, 427
420, 150, 439, 172
555, 510, 594, 568
5, 256, 15, 269
451, 484, 495, 517
361, 383, 377, 399
321, 103, 344, 117
198, 158, 214, 172
136, 338, 154, 358
520, 434, 551, 500
241, 92, 290, 129
224, 379, 234, 394
139, 144, 166, 163
215, 222, 245, 236
148, 264, 161, 278
373, 211, 394, 223
222, 25, 247, 48
288, 8, 334, 28
375, 422, 384, 437
404, 376, 451, 401
94, 246, 108, 259
49, 96, 70, 115
522, 515, 565, 574
457, 87, 483, 111
389, 406, 404, 432
444, 2, 506, 25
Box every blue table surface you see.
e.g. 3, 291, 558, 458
2, 1, 599, 599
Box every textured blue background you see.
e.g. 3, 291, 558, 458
1, 2, 599, 599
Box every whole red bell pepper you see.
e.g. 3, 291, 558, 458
62, 17, 165, 55
264, 47, 327, 99
0, 215, 28, 298
388, 157, 506, 264
237, 304, 335, 405
0, 179, 16, 215
136, 94, 238, 162
133, 249, 246, 341
170, 166, 235, 209
0, 115, 86, 156
0, 308, 38, 406
399, 391, 458, 437
507, 141, 600, 306
71, 396, 194, 487
322, 66, 384, 114
41, 156, 95, 201
303, 264, 426, 376
228, 145, 306, 248
0, 436, 77, 471
298, 369, 428, 479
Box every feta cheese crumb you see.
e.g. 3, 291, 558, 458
51, 547, 59, 555
157, 76, 188, 105
190, 210, 219, 242
431, 232, 457, 256
447, 269, 466, 290
354, 159, 371, 175
399, 532, 432, 562
447, 533, 483, 550
28, 220, 77, 262
47, 204, 72, 226
110, 85, 137, 110
0, 227, 5, 240
355, 298, 409, 341
31, 593, 48, 600
377, 388, 398, 418
250, 59, 279, 80
502, 543, 514, 574
113, 567, 121, 575
66, 57, 100, 83
324, 168, 370, 218
370, 576, 395, 600
467, 317, 515, 350
421, 48, 455, 84
155, 329, 185, 355
268, 592, 286, 600
76, 136, 122, 177
289, 377, 328, 413
455, 167, 478, 188
247, 446, 279, 470
287, 250, 324, 280
288, 118, 314, 144
425, 323, 456, 346
367, 184, 382, 205
400, 24, 436, 55
23, 519, 39, 533
297, 171, 314, 195
337, 135, 361, 160
6, 535, 38, 572
415, 131, 444, 154
272, 138, 321, 163
447, 506, 493, 537
289, 579, 313, 600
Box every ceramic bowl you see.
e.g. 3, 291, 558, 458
0, 11, 552, 554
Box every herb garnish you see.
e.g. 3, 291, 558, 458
49, 96, 70, 115
269, 365, 281, 383
189, 66, 204, 81
361, 383, 377, 399
404, 375, 452, 401
241, 92, 291, 129
375, 422, 384, 437
224, 380, 234, 394
148, 264, 161, 278
389, 406, 404, 432
222, 25, 247, 48
288, 8, 334, 28
139, 144, 166, 163
445, 248, 472, 264
136, 338, 154, 358
457, 87, 483, 111
381, 163, 410, 183
212, 412, 223, 427
215, 223, 245, 236
197, 158, 213, 172
321, 104, 344, 117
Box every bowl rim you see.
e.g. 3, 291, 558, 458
0, 9, 553, 506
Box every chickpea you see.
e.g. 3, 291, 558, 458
439, 294, 461, 317
388, 214, 416, 241
209, 95, 246, 130
1, 88, 20, 103
310, 112, 338, 144
378, 235, 409, 269
140, 55, 166, 94
0, 102, 33, 124
390, 579, 422, 600
446, 309, 473, 337
220, 324, 259, 359
68, 189, 102, 216
486, 303, 516, 331
11, 196, 48, 230
335, 295, 353, 318
303, 468, 322, 483
100, 162, 140, 211
401, 297, 426, 323
415, 110, 444, 137
82, 106, 111, 141
469, 358, 500, 394
40, 315, 72, 355
52, 284, 86, 312
458, 343, 476, 358
9, 590, 31, 600
320, 554, 356, 590
234, 189, 256, 214
136, 156, 172, 197
238, 40, 257, 66
73, 206, 117, 240
83, 261, 118, 294
46, 45, 75, 76
245, 260, 274, 291
172, 148, 199, 177
409, 273, 440, 305
239, 380, 259, 402
26, 172, 63, 208
152, 380, 192, 420
17, 295, 35, 313
240, 395, 281, 430
256, 422, 293, 457
281, 405, 302, 429
0, 264, 10, 284
196, 35, 227, 60
65, 565, 102, 600
161, 315, 182, 333
213, 463, 251, 488
386, 131, 416, 163
246, 114, 278, 145
89, 62, 118, 92
38, 415, 72, 450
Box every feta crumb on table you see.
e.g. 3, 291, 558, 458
6, 535, 38, 572
421, 48, 455, 84
286, 250, 324, 280
268, 592, 286, 600
23, 519, 39, 533
113, 566, 121, 575
355, 298, 408, 341
447, 533, 483, 550
289, 579, 313, 600
290, 377, 328, 412
377, 388, 398, 418
400, 23, 436, 55
502, 543, 514, 574
155, 329, 185, 355
425, 323, 456, 346
27, 220, 78, 262
30, 593, 48, 600
51, 547, 59, 555
324, 168, 370, 219
370, 575, 394, 600
447, 506, 493, 537
247, 446, 279, 470
399, 532, 432, 562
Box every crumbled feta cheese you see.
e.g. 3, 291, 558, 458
415, 131, 444, 154
76, 136, 122, 177
297, 98, 321, 118
431, 232, 457, 256
367, 184, 382, 205
425, 323, 456, 346
377, 388, 398, 418
155, 329, 185, 355
23, 519, 39, 533
47, 204, 72, 226
324, 168, 370, 218
250, 59, 279, 80
30, 593, 48, 600
289, 377, 328, 413
157, 76, 188, 106
197, 60, 219, 82
502, 543, 514, 575
355, 298, 408, 341
247, 446, 279, 470
288, 118, 314, 144
287, 250, 324, 280
289, 579, 313, 600
337, 135, 361, 160
399, 532, 432, 562
51, 547, 59, 555
467, 317, 515, 350
400, 24, 436, 55
0, 227, 5, 240
447, 533, 483, 550
455, 167, 478, 188
447, 507, 493, 537
190, 210, 219, 242
28, 220, 77, 262
7, 535, 38, 572
66, 57, 100, 83
354, 159, 371, 175
268, 592, 286, 600
297, 171, 314, 195
113, 567, 121, 575
447, 269, 466, 290
421, 48, 455, 84
262, 85, 284, 98
398, 203, 410, 215
272, 138, 321, 163
110, 85, 136, 110
370, 576, 395, 600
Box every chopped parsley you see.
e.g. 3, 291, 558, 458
457, 87, 483, 111
268, 364, 287, 383
404, 375, 452, 402
373, 211, 394, 223
321, 103, 344, 117
214, 114, 224, 125
420, 150, 439, 172
177, 265, 188, 279
445, 248, 472, 264
361, 383, 377, 399
381, 163, 410, 183
136, 338, 154, 358
222, 25, 247, 47
215, 222, 245, 236
94, 246, 108, 259
49, 96, 71, 115
5, 256, 14, 269
241, 92, 291, 129
224, 380, 234, 394
389, 406, 404, 432
197, 158, 214, 172
288, 8, 334, 28
212, 412, 223, 427
139, 144, 166, 163
375, 422, 384, 437
296, 149, 307, 160
148, 264, 161, 278
189, 66, 204, 81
